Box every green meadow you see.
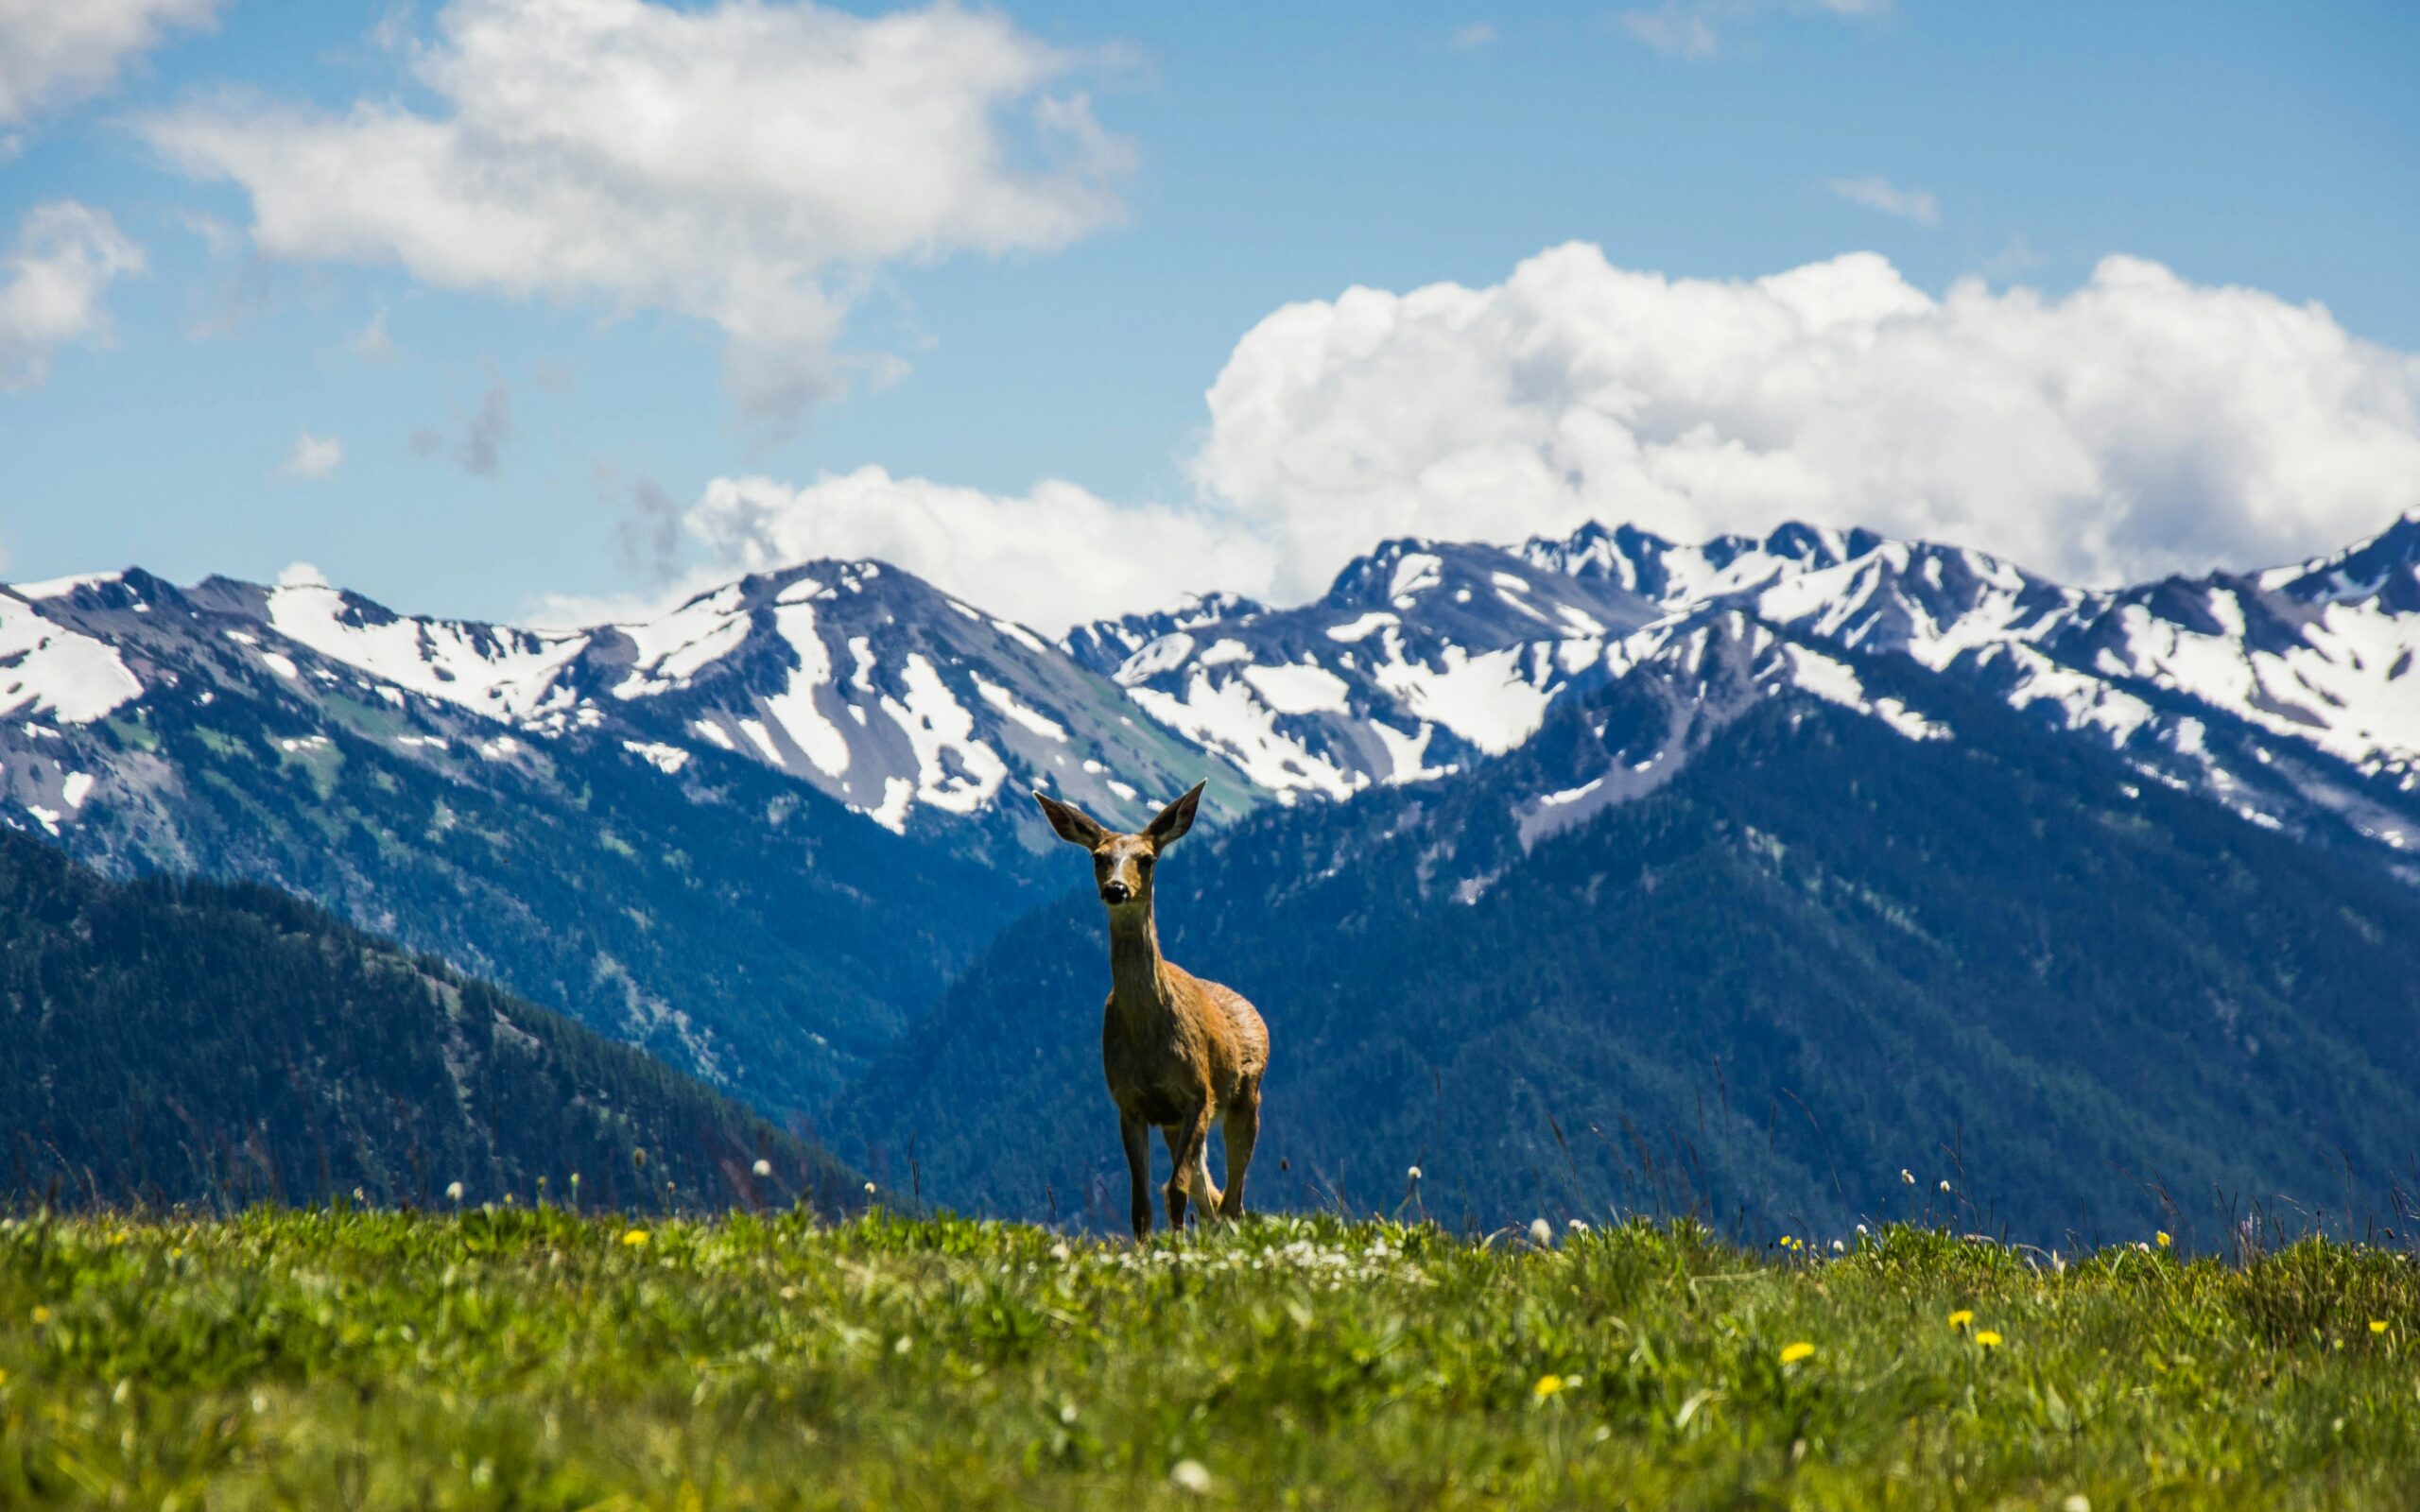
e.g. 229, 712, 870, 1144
2, 1209, 2415, 1509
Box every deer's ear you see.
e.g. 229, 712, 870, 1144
1032, 789, 1110, 849
1143, 781, 1206, 849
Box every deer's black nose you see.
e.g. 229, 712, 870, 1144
1102, 881, 1132, 904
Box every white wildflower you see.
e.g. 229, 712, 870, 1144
864, 1181, 877, 1196
1170, 1460, 1213, 1495
1939, 1180, 1952, 1194
1408, 1165, 1422, 1181
1529, 1217, 1554, 1248
752, 1159, 772, 1177
1901, 1169, 1915, 1185
444, 1181, 464, 1203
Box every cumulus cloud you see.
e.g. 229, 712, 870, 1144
140, 0, 1132, 429
682, 467, 1280, 633
1825, 175, 1938, 226
0, 0, 220, 129
0, 201, 146, 391
584, 245, 2420, 632
1619, 0, 1885, 58
1191, 245, 2420, 595
278, 432, 344, 480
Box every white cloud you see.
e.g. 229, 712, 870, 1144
1448, 23, 1497, 50
279, 432, 344, 480
277, 561, 329, 589
1825, 175, 1939, 226
1619, 0, 1886, 58
680, 467, 1280, 634
596, 246, 2420, 634
1191, 245, 2420, 595
0, 0, 220, 129
0, 201, 146, 392
140, 0, 1131, 429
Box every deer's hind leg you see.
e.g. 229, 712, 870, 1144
1219, 1076, 1260, 1219
1162, 1107, 1221, 1228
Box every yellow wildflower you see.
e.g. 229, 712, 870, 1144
1779, 1341, 1816, 1365
621, 1228, 650, 1246
1974, 1330, 2004, 1349
1532, 1373, 1567, 1400
1947, 1309, 1974, 1329
29, 1306, 50, 1326
2155, 1230, 2171, 1248
2369, 1319, 2389, 1335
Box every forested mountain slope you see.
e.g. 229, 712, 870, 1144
0, 825, 846, 1211
837, 626, 2420, 1242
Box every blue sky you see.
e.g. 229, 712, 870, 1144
2, 0, 2417, 629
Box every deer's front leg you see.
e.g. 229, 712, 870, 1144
1120, 1110, 1153, 1241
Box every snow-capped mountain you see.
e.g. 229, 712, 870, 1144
1061, 541, 1663, 799
8, 510, 2418, 884
239, 559, 1238, 837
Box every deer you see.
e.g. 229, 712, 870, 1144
1032, 781, 1269, 1240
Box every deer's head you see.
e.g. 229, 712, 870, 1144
1032, 781, 1204, 912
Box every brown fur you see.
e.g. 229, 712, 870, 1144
1033, 782, 1270, 1239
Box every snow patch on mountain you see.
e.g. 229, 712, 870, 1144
881, 654, 1009, 818
1370, 639, 1555, 755
0, 595, 143, 724
267, 580, 586, 721
611, 584, 749, 699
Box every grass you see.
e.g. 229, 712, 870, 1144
2, 1209, 2416, 1509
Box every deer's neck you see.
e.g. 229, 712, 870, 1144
1107, 905, 1171, 1019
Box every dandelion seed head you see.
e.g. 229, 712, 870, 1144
752, 1159, 772, 1177
1939, 1179, 1952, 1194
1408, 1165, 1422, 1181
1528, 1217, 1554, 1248
1169, 1459, 1213, 1494
444, 1181, 464, 1203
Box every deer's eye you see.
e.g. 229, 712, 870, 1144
1137, 855, 1154, 871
